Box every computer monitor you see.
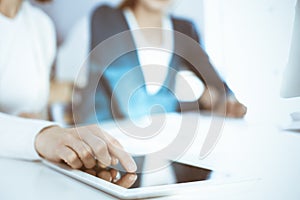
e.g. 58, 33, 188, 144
280, 0, 300, 130
281, 0, 300, 98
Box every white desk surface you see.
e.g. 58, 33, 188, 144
1, 113, 300, 200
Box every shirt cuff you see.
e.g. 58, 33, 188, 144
0, 113, 59, 161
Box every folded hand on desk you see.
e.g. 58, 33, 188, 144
34, 125, 137, 172
19, 112, 44, 120
199, 87, 247, 118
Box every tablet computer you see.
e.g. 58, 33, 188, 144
42, 156, 239, 199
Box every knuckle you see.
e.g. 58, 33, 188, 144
66, 153, 78, 164
76, 127, 87, 137
81, 149, 92, 159
85, 160, 96, 169
90, 124, 97, 129
95, 143, 108, 155
63, 132, 74, 142
109, 138, 121, 147
73, 163, 83, 169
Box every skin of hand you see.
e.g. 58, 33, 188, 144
222, 96, 247, 118
199, 87, 247, 118
19, 112, 43, 119
84, 168, 137, 188
198, 86, 220, 111
97, 169, 137, 188
35, 125, 137, 173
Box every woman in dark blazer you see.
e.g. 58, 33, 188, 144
76, 0, 247, 123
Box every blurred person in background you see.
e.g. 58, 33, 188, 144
0, 0, 137, 172
69, 0, 247, 123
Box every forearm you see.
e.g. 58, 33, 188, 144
0, 112, 57, 160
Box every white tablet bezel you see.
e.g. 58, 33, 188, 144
42, 159, 251, 199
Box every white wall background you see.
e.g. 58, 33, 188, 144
32, 0, 205, 45
203, 0, 299, 124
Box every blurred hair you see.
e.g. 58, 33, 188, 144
119, 0, 137, 9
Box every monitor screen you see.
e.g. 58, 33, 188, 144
281, 0, 300, 98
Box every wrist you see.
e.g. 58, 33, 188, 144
34, 125, 60, 158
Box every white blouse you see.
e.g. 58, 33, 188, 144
123, 8, 174, 95
0, 1, 56, 160
0, 1, 55, 115
123, 8, 204, 100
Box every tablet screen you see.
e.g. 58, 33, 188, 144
80, 156, 216, 189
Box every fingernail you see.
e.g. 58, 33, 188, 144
112, 158, 119, 165
128, 162, 137, 172
129, 174, 137, 181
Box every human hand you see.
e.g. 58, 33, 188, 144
19, 112, 43, 119
199, 87, 247, 118
84, 167, 137, 188
35, 125, 137, 172
223, 97, 247, 118
198, 86, 220, 111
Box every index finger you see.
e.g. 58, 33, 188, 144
87, 125, 137, 172
109, 145, 137, 173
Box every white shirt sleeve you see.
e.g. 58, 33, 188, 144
0, 112, 57, 160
